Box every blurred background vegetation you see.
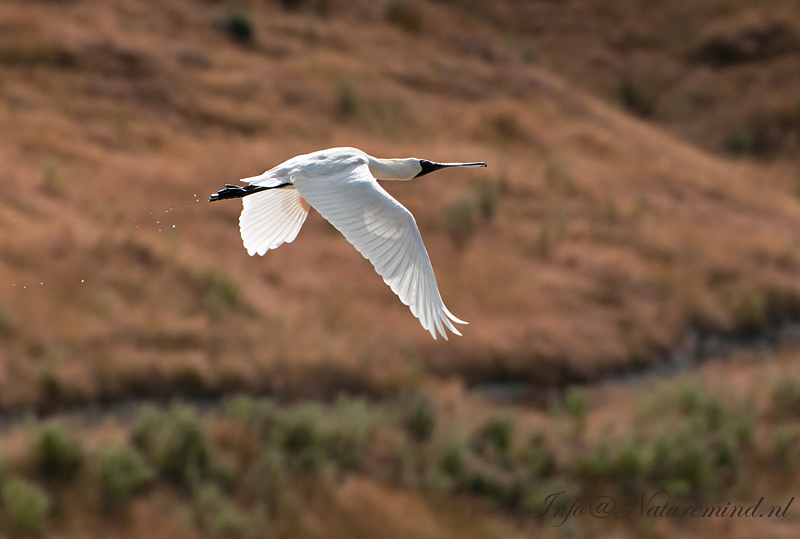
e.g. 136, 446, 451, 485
1, 0, 800, 537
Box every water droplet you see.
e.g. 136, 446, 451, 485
172, 225, 176, 228
81, 280, 85, 283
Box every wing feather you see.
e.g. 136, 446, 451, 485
292, 163, 466, 340
239, 188, 310, 256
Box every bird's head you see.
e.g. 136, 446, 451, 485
414, 160, 488, 178
367, 156, 487, 181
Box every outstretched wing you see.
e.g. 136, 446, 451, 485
292, 163, 466, 340
239, 188, 310, 256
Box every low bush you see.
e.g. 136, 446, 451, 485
385, 1, 423, 34
33, 422, 82, 482
96, 443, 154, 509
158, 403, 210, 486
1, 478, 50, 535
131, 403, 211, 488
404, 396, 436, 442
439, 440, 466, 478
194, 483, 246, 538
475, 417, 514, 453
225, 12, 254, 45
771, 377, 800, 418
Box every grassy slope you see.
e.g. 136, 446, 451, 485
1, 0, 800, 408
2, 2, 800, 537
468, 0, 800, 159
4, 349, 800, 539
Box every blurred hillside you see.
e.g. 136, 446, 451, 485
1, 0, 800, 538
476, 0, 800, 159
1, 0, 800, 406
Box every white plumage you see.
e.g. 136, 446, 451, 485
211, 147, 486, 340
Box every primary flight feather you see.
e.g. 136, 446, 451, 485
209, 147, 486, 340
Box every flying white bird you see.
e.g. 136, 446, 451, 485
209, 147, 486, 340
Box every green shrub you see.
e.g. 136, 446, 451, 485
476, 417, 514, 453
676, 383, 702, 415
672, 438, 713, 493
280, 0, 304, 10
727, 129, 752, 155
131, 403, 210, 487
618, 82, 655, 118
250, 399, 282, 444
210, 453, 240, 492
335, 394, 382, 443
523, 433, 554, 478
701, 399, 726, 432
385, 1, 423, 33
158, 403, 210, 486
439, 440, 466, 477
476, 182, 498, 220
327, 431, 363, 471
245, 449, 286, 515
646, 430, 721, 496
130, 404, 166, 454
194, 484, 246, 538
771, 377, 800, 418
187, 268, 245, 319
280, 404, 330, 472
726, 411, 753, 450
336, 81, 358, 119
222, 394, 258, 424
565, 387, 589, 430
772, 426, 800, 471
0, 303, 16, 337
42, 155, 63, 195
610, 443, 643, 486
578, 443, 611, 482
225, 12, 254, 45
329, 395, 382, 470
465, 469, 508, 504
404, 396, 436, 442
33, 422, 82, 482
283, 404, 326, 455
96, 444, 154, 509
1, 478, 50, 535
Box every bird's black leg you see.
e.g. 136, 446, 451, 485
209, 183, 291, 202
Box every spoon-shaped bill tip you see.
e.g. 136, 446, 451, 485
447, 162, 487, 168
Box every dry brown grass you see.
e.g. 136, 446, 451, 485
457, 0, 800, 159
1, 0, 800, 409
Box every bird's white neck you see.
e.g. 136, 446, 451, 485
367, 157, 422, 181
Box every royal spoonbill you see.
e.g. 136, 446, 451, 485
209, 147, 487, 340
